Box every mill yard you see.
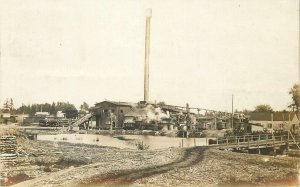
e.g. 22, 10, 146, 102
0, 124, 299, 186
1, 2, 299, 187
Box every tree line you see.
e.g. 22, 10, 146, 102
1, 100, 80, 118
14, 102, 77, 116
2, 83, 300, 116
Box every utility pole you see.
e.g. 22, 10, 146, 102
298, 4, 300, 119
231, 94, 234, 129
117, 101, 120, 128
186, 103, 190, 131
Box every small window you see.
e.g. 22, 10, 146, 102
111, 109, 115, 113
279, 124, 283, 128
267, 123, 272, 129
120, 110, 123, 113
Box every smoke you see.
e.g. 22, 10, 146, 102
144, 105, 170, 122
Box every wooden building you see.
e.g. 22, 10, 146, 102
249, 111, 300, 133
91, 101, 135, 129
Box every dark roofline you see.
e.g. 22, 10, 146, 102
249, 123, 264, 127
249, 111, 297, 121
95, 101, 136, 107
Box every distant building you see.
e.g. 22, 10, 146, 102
23, 112, 53, 126
289, 114, 300, 133
196, 116, 215, 130
56, 111, 66, 118
91, 101, 182, 130
216, 117, 231, 130
91, 100, 264, 134
35, 112, 50, 117
250, 123, 264, 132
123, 107, 149, 129
122, 105, 173, 130
0, 108, 11, 124
248, 111, 300, 133
196, 115, 232, 131
11, 114, 29, 124
232, 113, 250, 133
91, 101, 135, 129
1, 113, 10, 119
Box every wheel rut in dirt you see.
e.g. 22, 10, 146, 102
78, 146, 208, 186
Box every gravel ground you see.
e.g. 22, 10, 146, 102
2, 138, 299, 187
4, 138, 182, 187
133, 148, 299, 187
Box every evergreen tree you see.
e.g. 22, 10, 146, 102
289, 84, 300, 112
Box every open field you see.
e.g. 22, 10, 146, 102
2, 138, 182, 186
0, 136, 298, 187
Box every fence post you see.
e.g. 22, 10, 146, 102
257, 139, 260, 154
226, 138, 229, 150
287, 131, 290, 151
248, 137, 250, 148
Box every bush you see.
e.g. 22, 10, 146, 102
55, 157, 89, 169
7, 172, 33, 185
136, 141, 150, 150
32, 157, 54, 166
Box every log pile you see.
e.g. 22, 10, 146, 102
0, 136, 17, 163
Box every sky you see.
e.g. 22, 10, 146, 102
0, 0, 299, 111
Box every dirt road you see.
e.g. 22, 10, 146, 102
11, 144, 299, 187
2, 127, 299, 186
10, 141, 183, 187
77, 147, 206, 186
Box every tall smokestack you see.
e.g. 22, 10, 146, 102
144, 8, 152, 102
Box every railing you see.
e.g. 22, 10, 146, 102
216, 134, 289, 144
209, 134, 297, 149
